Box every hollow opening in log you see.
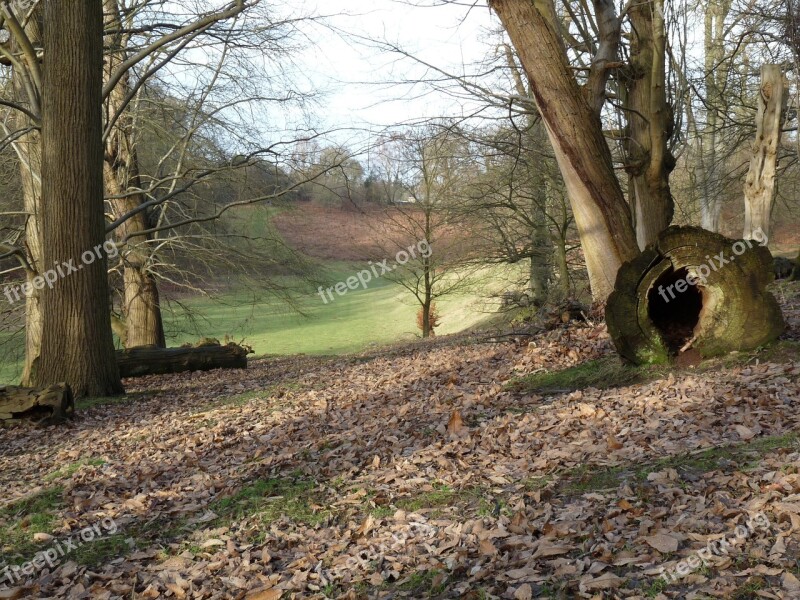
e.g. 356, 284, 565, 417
647, 267, 704, 354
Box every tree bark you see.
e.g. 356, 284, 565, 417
606, 226, 785, 365
625, 0, 675, 248
34, 0, 123, 397
6, 3, 45, 385
489, 0, 639, 301
0, 383, 73, 424
117, 343, 249, 378
743, 65, 786, 240
102, 0, 165, 349
698, 0, 732, 232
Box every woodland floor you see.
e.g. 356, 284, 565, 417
2, 282, 800, 599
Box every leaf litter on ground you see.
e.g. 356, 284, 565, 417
0, 282, 800, 598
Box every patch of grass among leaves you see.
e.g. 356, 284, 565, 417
0, 487, 65, 563
75, 391, 154, 411
209, 474, 329, 531
506, 356, 667, 395
507, 340, 800, 396
71, 533, 131, 567
560, 432, 799, 495
44, 458, 106, 482
397, 569, 449, 597
395, 483, 482, 514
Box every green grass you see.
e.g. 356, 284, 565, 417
71, 534, 131, 567
0, 486, 65, 563
506, 356, 666, 395
507, 340, 800, 397
43, 458, 106, 482
160, 264, 495, 359
207, 474, 329, 536
0, 263, 500, 385
560, 432, 799, 495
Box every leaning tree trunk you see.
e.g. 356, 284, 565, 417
743, 65, 787, 240
34, 0, 123, 397
103, 0, 166, 349
489, 0, 639, 301
606, 226, 785, 365
625, 0, 675, 249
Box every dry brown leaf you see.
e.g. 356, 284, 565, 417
533, 540, 572, 558
580, 572, 625, 591
513, 583, 532, 600
447, 410, 465, 435
643, 534, 679, 553
782, 571, 800, 592
246, 588, 282, 600
479, 539, 498, 555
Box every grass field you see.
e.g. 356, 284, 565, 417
163, 264, 499, 356
0, 263, 502, 385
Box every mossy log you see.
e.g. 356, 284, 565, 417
117, 343, 249, 378
606, 226, 785, 365
0, 383, 74, 424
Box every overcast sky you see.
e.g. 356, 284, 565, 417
288, 1, 497, 141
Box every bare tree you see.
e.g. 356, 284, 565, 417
488, 0, 639, 301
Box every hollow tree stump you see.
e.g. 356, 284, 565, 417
0, 383, 74, 424
116, 342, 250, 378
606, 226, 785, 365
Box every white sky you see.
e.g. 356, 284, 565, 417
288, 0, 497, 140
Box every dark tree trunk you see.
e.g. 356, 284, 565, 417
606, 226, 785, 365
34, 0, 124, 397
117, 344, 250, 378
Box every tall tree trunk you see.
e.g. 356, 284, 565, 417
7, 4, 44, 385
489, 0, 639, 301
698, 0, 732, 232
103, 0, 166, 348
552, 231, 570, 300
34, 0, 123, 397
743, 65, 786, 240
625, 0, 675, 248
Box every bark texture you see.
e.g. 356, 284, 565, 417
6, 3, 44, 385
489, 0, 639, 301
625, 0, 675, 249
606, 226, 785, 365
743, 65, 786, 240
117, 343, 249, 378
34, 0, 123, 397
103, 0, 165, 348
698, 0, 732, 232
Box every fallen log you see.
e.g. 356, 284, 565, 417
606, 226, 785, 365
116, 343, 250, 378
0, 383, 74, 424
